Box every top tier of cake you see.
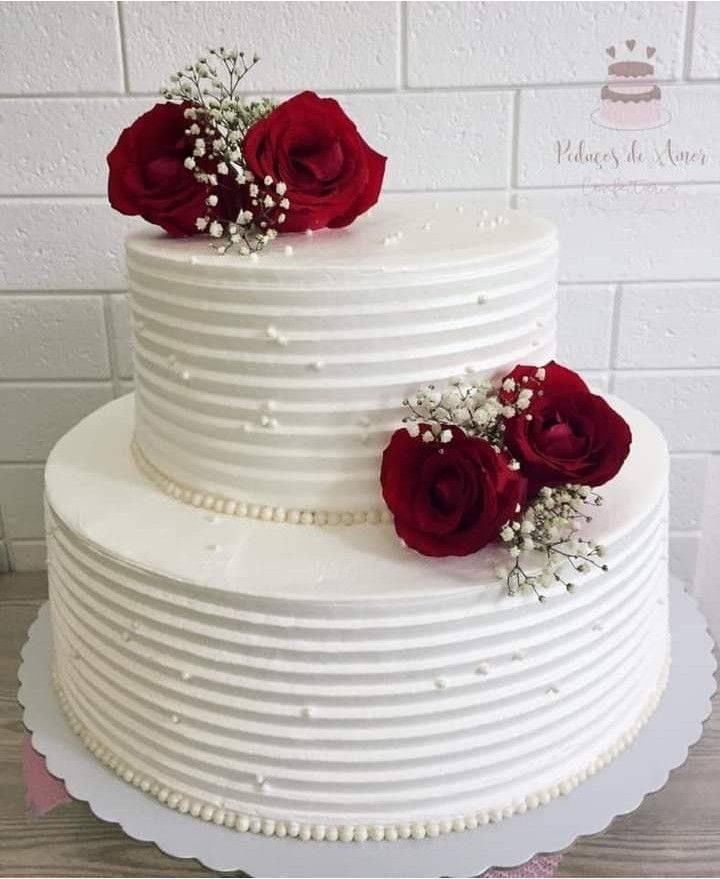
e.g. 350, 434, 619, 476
128, 194, 558, 519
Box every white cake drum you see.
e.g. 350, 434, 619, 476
46, 393, 670, 842
127, 195, 558, 520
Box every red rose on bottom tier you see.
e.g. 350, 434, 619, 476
381, 426, 527, 557
503, 361, 632, 492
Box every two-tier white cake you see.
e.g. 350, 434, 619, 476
47, 194, 669, 842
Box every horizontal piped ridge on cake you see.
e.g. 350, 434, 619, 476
127, 196, 558, 514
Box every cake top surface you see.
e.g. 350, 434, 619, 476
46, 393, 667, 606
126, 194, 556, 280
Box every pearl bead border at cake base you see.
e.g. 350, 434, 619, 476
52, 651, 670, 843
131, 438, 393, 527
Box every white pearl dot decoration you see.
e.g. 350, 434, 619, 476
132, 439, 391, 528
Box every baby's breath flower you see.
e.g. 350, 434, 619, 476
498, 483, 608, 601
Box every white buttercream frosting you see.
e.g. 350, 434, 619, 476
47, 394, 670, 837
127, 195, 558, 514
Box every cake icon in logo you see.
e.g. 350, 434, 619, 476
592, 40, 671, 130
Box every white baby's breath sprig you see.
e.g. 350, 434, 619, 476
499, 485, 607, 602
401, 369, 544, 450
160, 47, 289, 256
402, 376, 507, 449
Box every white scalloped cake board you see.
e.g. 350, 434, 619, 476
19, 582, 715, 878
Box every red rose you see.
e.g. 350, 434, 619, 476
381, 426, 527, 558
107, 102, 207, 237
503, 361, 632, 491
242, 91, 386, 233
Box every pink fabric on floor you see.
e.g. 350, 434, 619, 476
483, 853, 564, 877
22, 736, 561, 874
22, 733, 72, 816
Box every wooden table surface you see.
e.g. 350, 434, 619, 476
1, 572, 718, 878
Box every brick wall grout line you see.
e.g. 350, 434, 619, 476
0, 289, 127, 297
115, 1, 131, 94
607, 283, 624, 392
558, 279, 720, 288
0, 379, 116, 387
8, 177, 720, 201
102, 294, 123, 398
508, 179, 720, 192
682, 1, 697, 81
398, 1, 408, 90
509, 90, 521, 190
1, 280, 719, 293
559, 277, 720, 286
0, 450, 712, 469
0, 504, 9, 572
4, 78, 720, 103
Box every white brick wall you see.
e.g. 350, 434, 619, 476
0, 2, 717, 635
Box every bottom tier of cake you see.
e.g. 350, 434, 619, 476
46, 394, 670, 842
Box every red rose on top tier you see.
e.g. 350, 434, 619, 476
381, 426, 526, 558
242, 91, 386, 233
503, 361, 632, 492
107, 102, 207, 237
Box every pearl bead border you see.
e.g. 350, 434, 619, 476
131, 439, 393, 527
53, 650, 670, 843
